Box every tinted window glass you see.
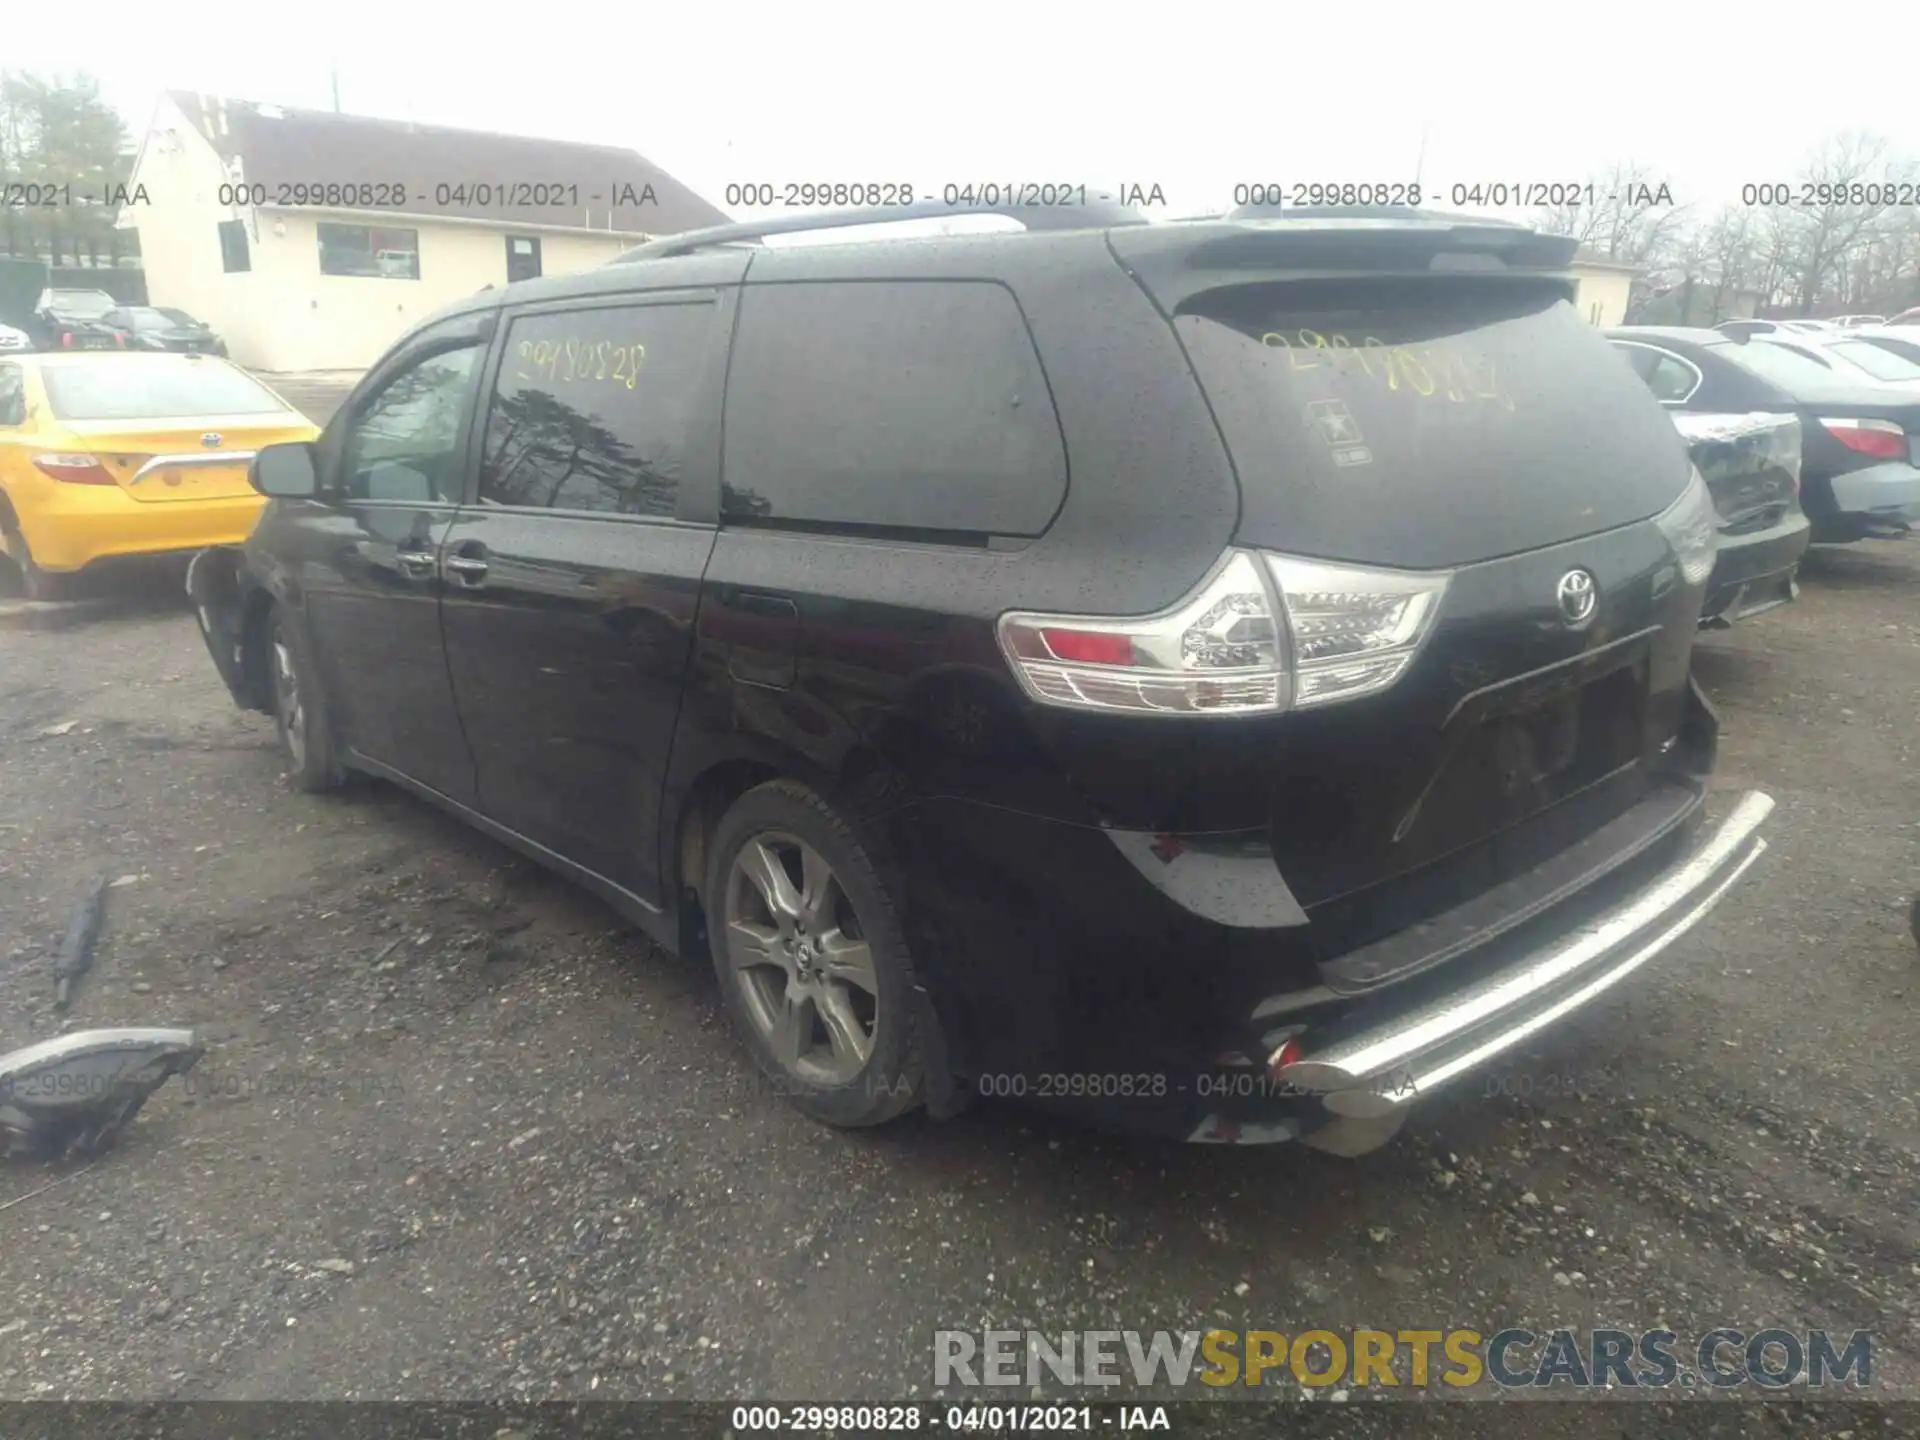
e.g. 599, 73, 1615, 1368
478, 301, 714, 517
343, 346, 480, 503
721, 280, 1067, 537
41, 358, 289, 420
1645, 352, 1699, 401
1177, 280, 1691, 568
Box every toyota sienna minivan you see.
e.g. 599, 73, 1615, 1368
187, 199, 1774, 1156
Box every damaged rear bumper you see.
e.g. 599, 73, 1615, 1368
1274, 790, 1773, 1120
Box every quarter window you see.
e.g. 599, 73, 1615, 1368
341, 345, 481, 503
477, 301, 717, 517
720, 280, 1068, 537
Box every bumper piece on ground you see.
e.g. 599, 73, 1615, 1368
1276, 789, 1774, 1120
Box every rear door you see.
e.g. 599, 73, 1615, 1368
437, 265, 737, 905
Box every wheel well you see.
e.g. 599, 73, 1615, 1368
237, 589, 277, 711
673, 760, 780, 956
0, 490, 18, 536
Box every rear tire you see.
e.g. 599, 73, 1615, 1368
267, 606, 344, 793
1, 529, 76, 602
704, 779, 924, 1128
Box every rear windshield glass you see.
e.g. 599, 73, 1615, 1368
45, 291, 117, 317
1716, 339, 1852, 392
42, 360, 288, 420
1826, 339, 1920, 382
1175, 279, 1691, 568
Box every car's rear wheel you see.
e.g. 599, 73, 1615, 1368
0, 529, 76, 602
267, 607, 343, 792
705, 780, 924, 1128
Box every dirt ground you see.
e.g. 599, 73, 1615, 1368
1, 386, 1916, 1422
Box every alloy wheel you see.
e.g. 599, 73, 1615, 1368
723, 830, 879, 1085
271, 624, 306, 770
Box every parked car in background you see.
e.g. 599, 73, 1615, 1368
1748, 332, 1920, 395
1846, 327, 1920, 370
184, 205, 1774, 1157
1609, 332, 1809, 625
1609, 326, 1920, 543
1715, 319, 1833, 340
101, 306, 228, 357
30, 288, 129, 352
0, 352, 317, 600
0, 323, 31, 353
1829, 315, 1886, 329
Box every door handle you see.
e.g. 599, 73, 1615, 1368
443, 555, 489, 584
396, 547, 437, 579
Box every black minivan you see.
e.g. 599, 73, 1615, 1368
188, 200, 1775, 1157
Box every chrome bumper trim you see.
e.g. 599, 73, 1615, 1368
130, 451, 258, 485
1277, 790, 1774, 1118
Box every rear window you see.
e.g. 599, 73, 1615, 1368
1176, 279, 1692, 568
41, 360, 289, 421
1826, 338, 1920, 382
721, 280, 1067, 539
1716, 339, 1852, 393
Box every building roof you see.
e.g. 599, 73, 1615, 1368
1571, 247, 1644, 274
164, 92, 730, 237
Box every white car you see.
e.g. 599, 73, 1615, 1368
0, 322, 31, 352
1749, 332, 1920, 393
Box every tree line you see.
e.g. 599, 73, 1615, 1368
0, 70, 136, 267
1534, 133, 1920, 324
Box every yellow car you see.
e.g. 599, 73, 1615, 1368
0, 352, 319, 600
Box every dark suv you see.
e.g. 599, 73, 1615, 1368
187, 200, 1774, 1157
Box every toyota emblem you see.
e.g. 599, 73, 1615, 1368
200, 432, 222, 448
1556, 569, 1597, 626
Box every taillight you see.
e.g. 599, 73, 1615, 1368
996, 549, 1450, 717
1820, 416, 1907, 461
60, 331, 75, 349
32, 453, 117, 485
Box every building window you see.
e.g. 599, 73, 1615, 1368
317, 222, 420, 279
506, 235, 542, 283
218, 219, 251, 272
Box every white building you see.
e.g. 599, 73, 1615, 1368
121, 93, 729, 372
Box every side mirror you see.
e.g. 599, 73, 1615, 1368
251, 441, 319, 499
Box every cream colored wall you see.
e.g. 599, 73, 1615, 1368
125, 96, 263, 355
238, 218, 634, 371
1572, 269, 1634, 327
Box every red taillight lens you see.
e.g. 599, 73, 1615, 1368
1820, 416, 1907, 460
1037, 628, 1137, 666
32, 453, 117, 486
60, 331, 75, 349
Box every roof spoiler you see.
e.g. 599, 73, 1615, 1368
608, 192, 1150, 262
1110, 213, 1580, 311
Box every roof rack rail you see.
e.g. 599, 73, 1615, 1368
609, 193, 1150, 263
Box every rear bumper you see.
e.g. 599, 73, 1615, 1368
1274, 790, 1773, 1119
1827, 461, 1920, 523
1702, 512, 1809, 624
9, 480, 265, 573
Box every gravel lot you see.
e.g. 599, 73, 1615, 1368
1, 379, 1915, 1425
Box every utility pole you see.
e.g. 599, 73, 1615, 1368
330, 63, 341, 113
1414, 123, 1431, 190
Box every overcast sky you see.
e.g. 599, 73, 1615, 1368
10, 2, 1918, 224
